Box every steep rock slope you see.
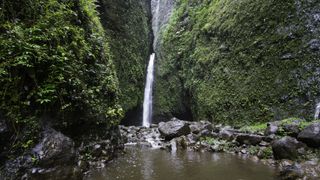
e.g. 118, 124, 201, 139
98, 0, 153, 114
155, 0, 320, 125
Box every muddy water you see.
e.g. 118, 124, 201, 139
87, 147, 277, 180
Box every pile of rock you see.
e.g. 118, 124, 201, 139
120, 118, 320, 179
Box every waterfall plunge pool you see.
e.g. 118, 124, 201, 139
86, 147, 277, 180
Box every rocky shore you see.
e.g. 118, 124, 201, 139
0, 122, 124, 180
120, 118, 320, 180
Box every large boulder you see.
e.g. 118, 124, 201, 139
2, 128, 77, 179
33, 128, 76, 167
272, 136, 304, 160
158, 118, 191, 140
298, 123, 320, 148
236, 134, 264, 145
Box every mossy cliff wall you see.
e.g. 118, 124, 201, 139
154, 0, 320, 125
98, 0, 153, 114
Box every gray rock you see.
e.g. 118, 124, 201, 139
298, 123, 320, 148
158, 119, 191, 140
198, 129, 212, 138
280, 164, 304, 180
33, 128, 76, 167
272, 136, 304, 160
0, 118, 8, 134
189, 123, 202, 134
283, 124, 300, 137
219, 129, 234, 141
308, 39, 320, 51
186, 134, 198, 145
264, 122, 279, 136
236, 134, 264, 145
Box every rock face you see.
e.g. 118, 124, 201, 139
33, 128, 76, 167
154, 0, 320, 124
158, 119, 191, 140
272, 136, 304, 160
298, 123, 320, 148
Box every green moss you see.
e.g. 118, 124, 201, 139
98, 0, 152, 112
0, 0, 122, 151
155, 0, 320, 125
240, 123, 267, 133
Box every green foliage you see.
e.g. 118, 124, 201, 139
155, 0, 320, 125
0, 0, 122, 151
240, 123, 267, 133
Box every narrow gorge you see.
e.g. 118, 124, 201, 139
1, 0, 320, 179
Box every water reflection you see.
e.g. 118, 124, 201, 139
86, 147, 276, 180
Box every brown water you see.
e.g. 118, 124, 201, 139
86, 147, 277, 180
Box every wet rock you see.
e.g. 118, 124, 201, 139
272, 136, 304, 160
219, 128, 235, 141
279, 164, 304, 180
30, 165, 82, 180
283, 124, 300, 138
189, 123, 202, 134
186, 134, 198, 145
298, 123, 320, 148
259, 141, 269, 147
236, 134, 264, 145
240, 149, 247, 154
158, 118, 191, 140
264, 122, 279, 136
3, 155, 34, 179
33, 128, 76, 167
263, 135, 275, 143
198, 129, 213, 138
308, 39, 320, 51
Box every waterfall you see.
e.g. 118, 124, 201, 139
143, 53, 155, 127
142, 0, 175, 127
315, 103, 320, 120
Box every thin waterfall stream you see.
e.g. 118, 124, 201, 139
142, 0, 161, 127
142, 53, 155, 127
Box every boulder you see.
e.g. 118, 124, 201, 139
186, 134, 198, 145
298, 123, 320, 148
272, 136, 304, 160
33, 128, 76, 167
279, 164, 304, 180
236, 134, 264, 145
189, 123, 202, 134
158, 119, 191, 140
219, 128, 235, 141
283, 124, 300, 137
264, 122, 279, 136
